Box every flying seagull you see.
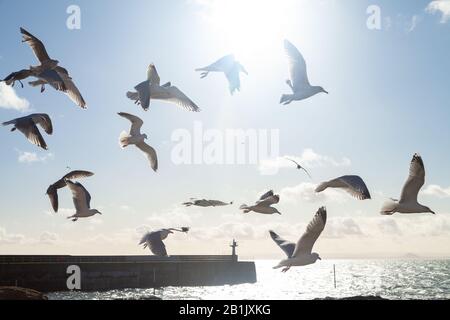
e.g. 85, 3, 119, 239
2, 113, 53, 150
280, 39, 328, 105
271, 207, 327, 272
118, 112, 158, 172
65, 179, 101, 222
285, 157, 312, 178
139, 227, 190, 257
195, 54, 248, 95
126, 64, 200, 112
240, 190, 282, 215
46, 170, 94, 213
381, 153, 435, 215
1, 28, 86, 108
183, 199, 233, 207
315, 175, 371, 200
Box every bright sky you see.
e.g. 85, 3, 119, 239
0, 0, 449, 259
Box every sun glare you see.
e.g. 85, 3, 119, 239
200, 0, 297, 63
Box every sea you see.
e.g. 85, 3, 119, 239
47, 259, 450, 300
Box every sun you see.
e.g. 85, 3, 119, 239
198, 0, 297, 63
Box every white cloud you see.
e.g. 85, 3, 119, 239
280, 182, 348, 204
0, 227, 25, 245
0, 82, 30, 112
422, 184, 450, 198
18, 151, 54, 164
426, 0, 450, 23
39, 232, 60, 245
406, 15, 421, 33
259, 149, 351, 175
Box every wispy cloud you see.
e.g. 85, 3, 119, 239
406, 15, 421, 33
18, 151, 54, 164
259, 149, 351, 175
0, 226, 25, 245
0, 82, 30, 112
422, 184, 450, 198
426, 0, 450, 23
280, 182, 348, 204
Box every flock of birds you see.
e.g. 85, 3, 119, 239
1, 28, 437, 272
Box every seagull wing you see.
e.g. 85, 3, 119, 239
20, 27, 51, 63
256, 195, 280, 207
259, 190, 274, 201
284, 39, 310, 92
225, 66, 241, 95
63, 170, 95, 181
66, 180, 91, 212
147, 64, 160, 86
400, 154, 425, 203
197, 54, 236, 72
15, 117, 48, 150
134, 80, 151, 110
46, 185, 59, 213
135, 141, 158, 172
55, 67, 86, 108
117, 112, 144, 136
141, 232, 167, 256
31, 113, 53, 135
2, 69, 33, 85
152, 86, 201, 112
269, 231, 296, 258
293, 207, 327, 257
34, 69, 66, 91
316, 175, 371, 200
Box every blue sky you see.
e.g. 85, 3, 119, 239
0, 0, 449, 258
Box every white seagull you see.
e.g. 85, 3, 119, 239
315, 175, 371, 200
381, 153, 435, 215
240, 190, 282, 215
118, 112, 158, 172
46, 170, 94, 213
126, 64, 200, 112
139, 228, 189, 257
2, 113, 53, 150
280, 39, 328, 105
271, 207, 327, 272
196, 54, 248, 95
183, 199, 233, 207
2, 28, 86, 108
285, 157, 312, 178
65, 179, 101, 222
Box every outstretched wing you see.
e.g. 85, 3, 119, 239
2, 69, 33, 85
154, 86, 200, 112
259, 190, 274, 201
293, 207, 327, 257
141, 232, 167, 257
15, 118, 48, 150
55, 67, 86, 108
20, 27, 51, 63
147, 64, 160, 85
66, 180, 92, 212
31, 113, 53, 135
400, 154, 425, 203
315, 175, 371, 200
269, 231, 296, 258
135, 141, 158, 172
134, 80, 151, 110
117, 112, 144, 136
284, 39, 310, 92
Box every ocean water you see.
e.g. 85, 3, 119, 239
47, 259, 450, 300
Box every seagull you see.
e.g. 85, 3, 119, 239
46, 170, 94, 213
139, 227, 190, 257
240, 190, 282, 215
280, 39, 328, 105
1, 28, 86, 108
315, 175, 371, 200
183, 199, 233, 207
285, 157, 312, 178
271, 207, 327, 272
65, 179, 101, 222
126, 64, 200, 112
195, 54, 248, 95
381, 153, 435, 215
2, 113, 53, 150
118, 112, 158, 172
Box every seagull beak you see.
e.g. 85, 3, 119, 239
324, 90, 329, 94
318, 257, 322, 260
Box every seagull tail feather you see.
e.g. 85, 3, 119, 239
119, 131, 129, 149
380, 200, 398, 215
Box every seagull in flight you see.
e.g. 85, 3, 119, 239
315, 175, 371, 200
271, 207, 327, 272
1, 28, 86, 108
280, 39, 328, 105
65, 179, 101, 222
139, 228, 190, 257
126, 64, 200, 112
196, 54, 248, 95
183, 199, 233, 207
118, 112, 158, 172
240, 190, 282, 215
381, 153, 435, 215
285, 157, 312, 178
46, 170, 94, 213
2, 113, 53, 150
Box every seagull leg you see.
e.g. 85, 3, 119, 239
40, 84, 45, 93
282, 266, 291, 273
200, 72, 209, 79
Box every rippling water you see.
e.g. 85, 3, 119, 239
48, 259, 450, 300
